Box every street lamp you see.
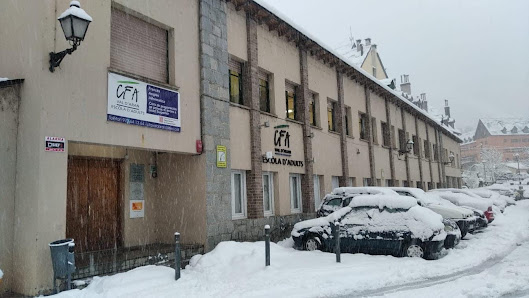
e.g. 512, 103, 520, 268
398, 139, 414, 156
49, 1, 92, 72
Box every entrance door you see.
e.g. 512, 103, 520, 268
67, 158, 121, 253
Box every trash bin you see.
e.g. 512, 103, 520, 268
49, 238, 75, 293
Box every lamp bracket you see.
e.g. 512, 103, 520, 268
49, 44, 77, 72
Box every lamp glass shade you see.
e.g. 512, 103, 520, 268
59, 16, 73, 40
72, 15, 90, 40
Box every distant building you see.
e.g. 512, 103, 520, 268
461, 118, 529, 166
340, 38, 389, 80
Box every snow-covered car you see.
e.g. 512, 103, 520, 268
486, 184, 515, 198
469, 188, 515, 209
292, 194, 447, 260
316, 187, 399, 217
390, 187, 476, 238
429, 189, 495, 223
441, 188, 505, 213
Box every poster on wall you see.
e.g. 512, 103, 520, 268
216, 145, 227, 168
130, 200, 145, 218
45, 136, 65, 152
107, 72, 181, 132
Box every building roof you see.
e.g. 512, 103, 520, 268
249, 0, 462, 142
479, 118, 529, 136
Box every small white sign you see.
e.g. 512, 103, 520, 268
45, 136, 65, 152
129, 182, 144, 201
130, 200, 145, 218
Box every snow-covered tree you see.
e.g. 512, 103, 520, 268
479, 147, 506, 183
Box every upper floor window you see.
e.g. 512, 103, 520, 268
285, 83, 297, 120
424, 140, 431, 158
309, 93, 318, 126
371, 117, 378, 144
345, 107, 352, 136
111, 8, 168, 83
398, 129, 406, 151
381, 121, 390, 147
259, 71, 270, 113
327, 100, 337, 132
229, 59, 243, 105
412, 135, 419, 155
359, 112, 368, 140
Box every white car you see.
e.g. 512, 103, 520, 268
390, 187, 476, 237
429, 189, 495, 223
469, 188, 515, 210
317, 187, 399, 217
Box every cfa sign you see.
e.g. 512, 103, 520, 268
107, 72, 181, 132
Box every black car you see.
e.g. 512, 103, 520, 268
293, 195, 447, 260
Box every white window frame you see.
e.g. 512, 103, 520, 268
262, 172, 275, 216
231, 170, 247, 219
313, 175, 321, 210
290, 174, 302, 213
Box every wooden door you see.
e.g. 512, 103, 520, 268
67, 158, 121, 253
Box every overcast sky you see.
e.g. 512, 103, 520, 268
261, 0, 529, 131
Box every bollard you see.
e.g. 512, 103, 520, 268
67, 242, 75, 290
333, 221, 341, 263
174, 232, 181, 281
265, 225, 271, 266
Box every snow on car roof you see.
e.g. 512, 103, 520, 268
348, 194, 417, 210
429, 190, 491, 211
331, 187, 398, 196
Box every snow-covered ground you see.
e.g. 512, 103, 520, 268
52, 202, 529, 298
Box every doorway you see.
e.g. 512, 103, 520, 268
66, 157, 122, 253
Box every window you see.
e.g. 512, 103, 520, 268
290, 174, 302, 213
231, 170, 247, 219
285, 83, 297, 120
444, 149, 448, 163
348, 177, 356, 187
416, 181, 423, 190
403, 180, 410, 187
345, 107, 352, 136
412, 135, 419, 155
371, 117, 378, 144
328, 100, 337, 132
391, 125, 396, 148
433, 143, 439, 161
456, 154, 460, 168
373, 67, 377, 77
331, 176, 340, 190
259, 71, 270, 112
450, 151, 455, 167
359, 112, 368, 140
110, 8, 168, 83
386, 179, 393, 187
262, 172, 274, 216
436, 182, 442, 189
398, 129, 406, 151
376, 179, 381, 186
229, 69, 243, 105
381, 122, 390, 147
363, 178, 372, 186
424, 140, 431, 159
309, 93, 318, 126
313, 175, 321, 210
327, 198, 342, 207
427, 182, 433, 190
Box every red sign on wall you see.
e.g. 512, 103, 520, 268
196, 140, 203, 154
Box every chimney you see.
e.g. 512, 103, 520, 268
444, 99, 451, 119
356, 39, 361, 51
420, 93, 428, 111
400, 74, 411, 95
365, 38, 371, 46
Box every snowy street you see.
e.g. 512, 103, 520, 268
53, 201, 529, 298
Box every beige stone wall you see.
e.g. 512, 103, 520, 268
0, 85, 20, 293
227, 6, 247, 61
0, 0, 201, 294
230, 106, 252, 171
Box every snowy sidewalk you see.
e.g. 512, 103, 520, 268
52, 202, 529, 298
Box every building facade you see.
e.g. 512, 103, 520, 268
461, 118, 529, 166
0, 0, 462, 295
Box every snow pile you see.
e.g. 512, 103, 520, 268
332, 187, 398, 196
58, 1, 93, 22
0, 78, 8, 82
348, 194, 417, 210
50, 203, 529, 298
431, 191, 491, 212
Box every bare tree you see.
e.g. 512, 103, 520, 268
480, 147, 506, 183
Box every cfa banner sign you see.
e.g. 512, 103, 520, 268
107, 72, 181, 132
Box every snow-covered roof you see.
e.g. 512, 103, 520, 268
337, 41, 371, 67
480, 118, 529, 136
251, 0, 462, 142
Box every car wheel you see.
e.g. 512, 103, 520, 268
404, 244, 424, 258
304, 235, 322, 251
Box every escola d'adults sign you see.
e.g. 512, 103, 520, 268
107, 72, 181, 132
